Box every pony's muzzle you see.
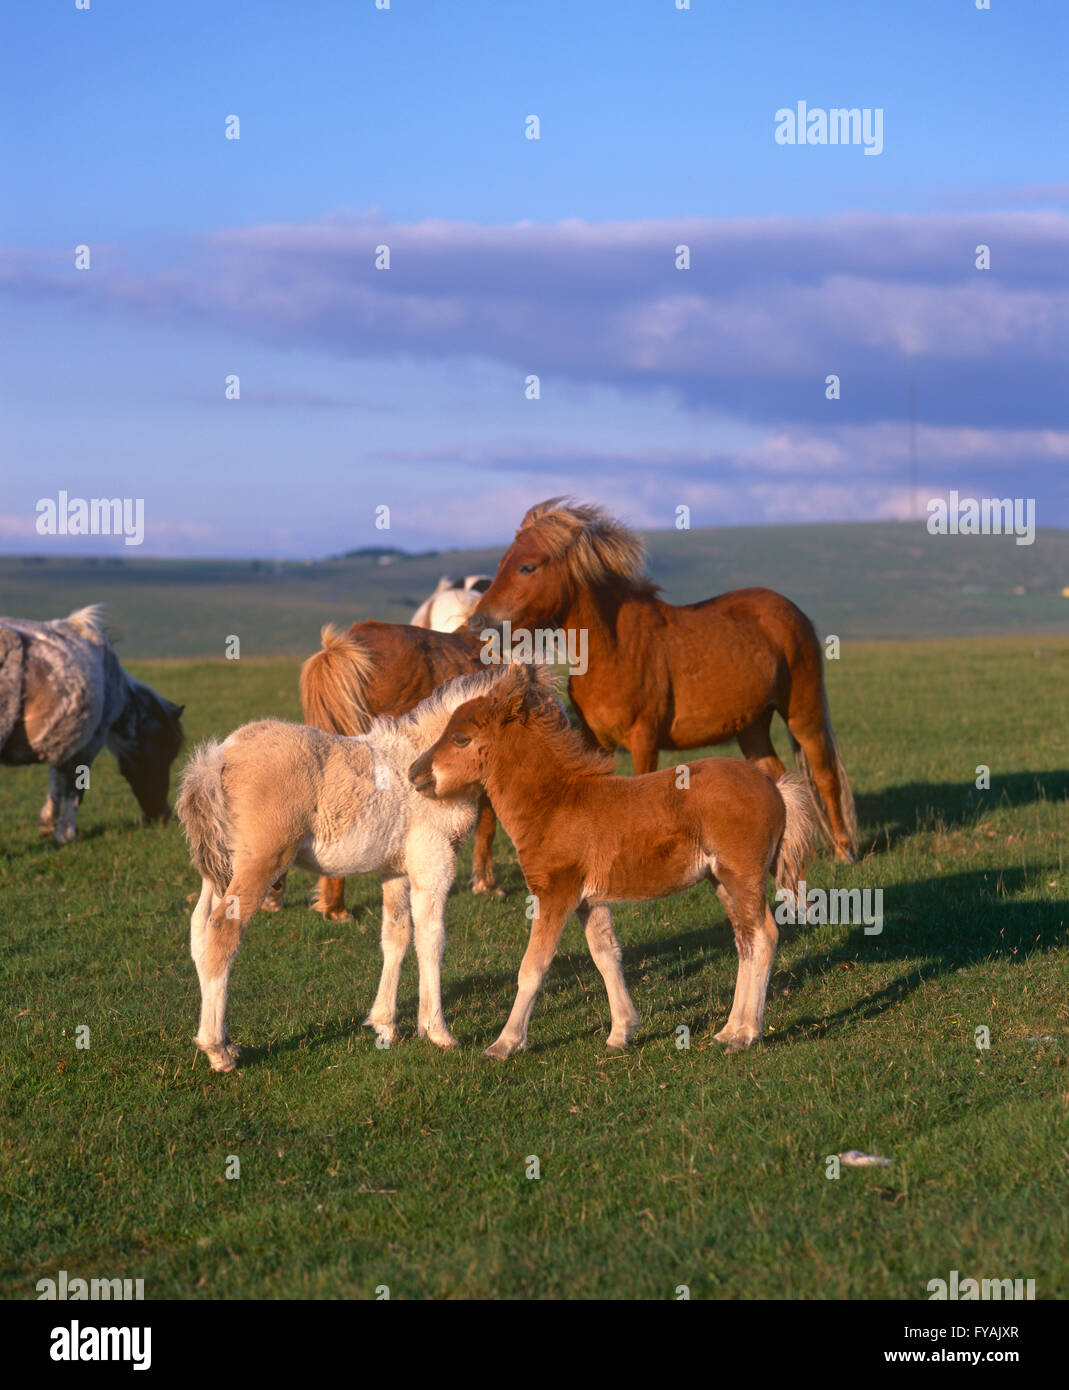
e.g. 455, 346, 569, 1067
407, 752, 437, 796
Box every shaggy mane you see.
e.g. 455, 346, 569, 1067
366, 666, 507, 744
65, 604, 108, 639
518, 497, 659, 597
490, 664, 614, 780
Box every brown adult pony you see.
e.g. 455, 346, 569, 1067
286, 619, 501, 919
469, 500, 858, 862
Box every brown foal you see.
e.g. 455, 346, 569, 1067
410, 664, 816, 1059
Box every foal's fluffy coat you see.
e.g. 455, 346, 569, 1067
176, 668, 502, 1072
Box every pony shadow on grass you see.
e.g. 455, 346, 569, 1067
455, 864, 1063, 1055
634, 865, 1064, 1049
234, 864, 1064, 1066
855, 770, 1068, 855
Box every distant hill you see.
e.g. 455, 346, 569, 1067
0, 522, 1065, 658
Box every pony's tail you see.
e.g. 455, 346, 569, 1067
175, 739, 232, 895
787, 687, 859, 863
773, 772, 819, 898
299, 625, 376, 735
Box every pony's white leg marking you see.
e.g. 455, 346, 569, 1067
712, 882, 754, 1047
190, 882, 240, 1072
410, 866, 459, 1050
712, 886, 777, 1052
743, 906, 779, 1042
578, 904, 640, 1049
364, 875, 413, 1045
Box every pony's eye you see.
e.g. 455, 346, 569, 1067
517, 563, 537, 575
452, 733, 471, 747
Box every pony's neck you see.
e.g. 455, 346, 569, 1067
562, 581, 622, 650
482, 721, 575, 849
111, 674, 142, 745
560, 580, 651, 673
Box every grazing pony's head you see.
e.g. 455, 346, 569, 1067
409, 663, 609, 800
468, 498, 655, 634
108, 681, 185, 823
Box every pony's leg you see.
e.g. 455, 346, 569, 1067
485, 899, 574, 1060
577, 902, 640, 1049
38, 769, 62, 837
470, 795, 504, 898
364, 875, 413, 1045
410, 860, 460, 1050
737, 711, 787, 782
627, 726, 661, 777
193, 855, 282, 1072
51, 761, 85, 845
786, 691, 857, 863
711, 874, 778, 1052
189, 877, 226, 1063
261, 871, 286, 913
312, 874, 351, 922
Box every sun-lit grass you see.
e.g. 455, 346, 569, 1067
1, 637, 1066, 1299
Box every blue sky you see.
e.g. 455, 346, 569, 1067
2, 0, 1066, 556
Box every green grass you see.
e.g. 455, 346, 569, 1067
2, 520, 1067, 656
1, 637, 1067, 1299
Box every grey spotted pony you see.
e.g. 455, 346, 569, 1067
0, 606, 184, 843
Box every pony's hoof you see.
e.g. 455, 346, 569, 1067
313, 903, 353, 922
363, 1018, 396, 1047
605, 1034, 631, 1050
201, 1041, 242, 1073
483, 1038, 521, 1060
471, 878, 505, 900
714, 1027, 756, 1053
261, 890, 284, 913
38, 822, 54, 838
417, 1020, 461, 1049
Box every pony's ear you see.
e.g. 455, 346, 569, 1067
524, 665, 570, 728
497, 662, 535, 722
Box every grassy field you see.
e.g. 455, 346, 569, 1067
1, 636, 1066, 1299
2, 520, 1067, 657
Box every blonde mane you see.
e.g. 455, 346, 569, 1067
65, 604, 109, 640
518, 498, 658, 596
366, 666, 507, 747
